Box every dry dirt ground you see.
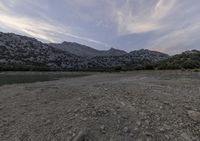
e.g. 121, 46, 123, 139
0, 71, 200, 141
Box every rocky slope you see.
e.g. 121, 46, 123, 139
0, 32, 87, 71
0, 32, 170, 71
0, 71, 199, 141
87, 49, 169, 71
49, 42, 127, 57
156, 50, 200, 70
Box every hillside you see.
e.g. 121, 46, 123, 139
0, 32, 87, 71
50, 42, 127, 57
156, 50, 200, 70
0, 32, 170, 71
87, 49, 169, 71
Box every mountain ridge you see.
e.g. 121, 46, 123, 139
156, 50, 200, 70
49, 41, 127, 57
1, 31, 198, 71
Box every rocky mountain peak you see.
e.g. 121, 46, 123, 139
0, 31, 172, 71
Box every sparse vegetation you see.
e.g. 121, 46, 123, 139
156, 50, 200, 70
0, 32, 199, 71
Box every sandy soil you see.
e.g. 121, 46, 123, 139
0, 71, 200, 141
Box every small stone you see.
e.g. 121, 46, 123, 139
136, 121, 141, 126
100, 125, 105, 131
132, 102, 136, 106
20, 104, 27, 107
92, 111, 96, 116
117, 119, 121, 124
159, 127, 165, 132
187, 110, 200, 122
122, 115, 128, 119
123, 127, 129, 133
164, 101, 169, 105
165, 135, 170, 140
134, 127, 138, 131
82, 117, 88, 121
73, 129, 93, 141
0, 106, 4, 110
130, 133, 134, 137
113, 111, 117, 115
77, 97, 82, 101
181, 132, 192, 141
69, 116, 75, 120
139, 112, 146, 116
145, 120, 150, 125
80, 109, 85, 112
45, 119, 51, 125
145, 131, 153, 137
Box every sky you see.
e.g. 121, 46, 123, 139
0, 0, 200, 54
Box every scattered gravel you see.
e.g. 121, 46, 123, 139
0, 71, 199, 141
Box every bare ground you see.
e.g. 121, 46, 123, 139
0, 71, 200, 141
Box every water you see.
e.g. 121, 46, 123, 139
0, 72, 89, 86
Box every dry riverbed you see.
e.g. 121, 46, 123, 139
0, 71, 200, 141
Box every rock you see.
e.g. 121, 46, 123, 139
187, 110, 200, 122
104, 88, 108, 91
72, 129, 96, 141
159, 127, 165, 132
20, 104, 28, 107
123, 127, 129, 133
136, 121, 141, 126
92, 111, 97, 116
132, 102, 136, 106
122, 115, 128, 119
139, 112, 147, 119
164, 135, 170, 140
130, 133, 134, 137
144, 120, 150, 125
82, 117, 88, 121
144, 131, 153, 137
163, 101, 170, 105
180, 132, 193, 141
80, 109, 85, 112
100, 125, 105, 131
100, 125, 106, 133
113, 111, 117, 115
0, 106, 4, 110
45, 119, 51, 125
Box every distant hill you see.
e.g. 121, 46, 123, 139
49, 42, 127, 57
87, 49, 170, 71
156, 50, 200, 69
0, 31, 171, 71
0, 32, 87, 71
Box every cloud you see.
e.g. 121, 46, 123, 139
0, 13, 107, 45
109, 0, 177, 35
149, 23, 200, 54
0, 1, 8, 12
0, 1, 107, 46
0, 0, 199, 53
152, 0, 176, 19
0, 14, 67, 42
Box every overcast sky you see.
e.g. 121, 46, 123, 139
0, 0, 200, 54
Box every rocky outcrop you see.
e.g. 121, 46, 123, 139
87, 49, 169, 71
0, 32, 170, 71
156, 50, 200, 69
50, 42, 127, 57
0, 32, 87, 71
